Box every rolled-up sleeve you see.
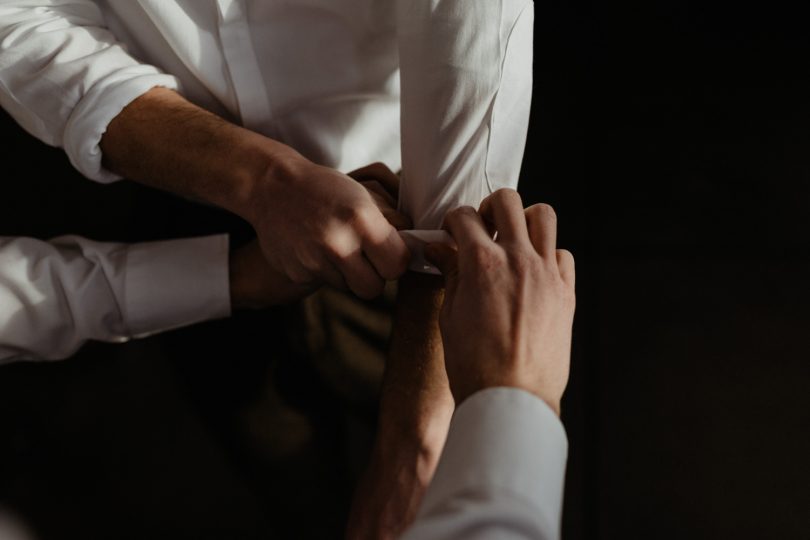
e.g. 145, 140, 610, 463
396, 0, 534, 232
0, 234, 231, 364
0, 0, 180, 182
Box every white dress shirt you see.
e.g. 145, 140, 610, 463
0, 4, 557, 536
0, 0, 532, 266
402, 387, 568, 540
0, 234, 230, 363
0, 0, 535, 348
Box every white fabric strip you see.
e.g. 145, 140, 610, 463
0, 234, 231, 363
215, 0, 272, 128
402, 387, 568, 540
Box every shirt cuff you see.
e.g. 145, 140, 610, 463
418, 387, 568, 536
63, 68, 181, 183
399, 229, 454, 274
123, 234, 231, 338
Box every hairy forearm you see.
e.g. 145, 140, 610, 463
99, 87, 300, 220
347, 272, 454, 538
379, 272, 454, 456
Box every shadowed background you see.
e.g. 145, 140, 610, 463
1, 0, 809, 538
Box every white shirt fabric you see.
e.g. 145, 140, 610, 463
0, 4, 556, 536
402, 387, 568, 540
0, 0, 533, 258
0, 234, 230, 363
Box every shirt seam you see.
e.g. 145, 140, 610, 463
484, 1, 532, 194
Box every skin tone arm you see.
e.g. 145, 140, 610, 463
392, 192, 574, 540
228, 240, 311, 309
347, 272, 454, 539
100, 87, 410, 300
101, 88, 450, 536
348, 189, 575, 539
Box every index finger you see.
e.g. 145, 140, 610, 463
348, 162, 400, 197
361, 215, 411, 280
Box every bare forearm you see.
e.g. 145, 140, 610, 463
379, 272, 453, 447
99, 87, 299, 220
347, 272, 454, 538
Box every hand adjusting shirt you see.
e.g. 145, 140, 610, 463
0, 7, 558, 535
0, 0, 533, 270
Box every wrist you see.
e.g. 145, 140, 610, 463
376, 399, 453, 461
377, 270, 453, 446
229, 134, 310, 225
457, 380, 562, 417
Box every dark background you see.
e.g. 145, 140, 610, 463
1, 1, 809, 538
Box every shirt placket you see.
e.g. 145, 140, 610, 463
215, 0, 270, 129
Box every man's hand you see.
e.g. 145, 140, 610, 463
101, 88, 411, 301
230, 164, 409, 307
246, 158, 411, 300
425, 189, 575, 414
348, 162, 412, 232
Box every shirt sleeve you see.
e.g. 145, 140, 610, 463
0, 0, 180, 182
400, 387, 568, 540
396, 0, 534, 270
0, 234, 231, 364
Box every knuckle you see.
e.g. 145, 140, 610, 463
468, 243, 499, 268
362, 180, 384, 193
370, 161, 390, 173
528, 202, 557, 223
557, 248, 575, 267
353, 203, 379, 228
557, 247, 574, 260
510, 249, 540, 276
338, 203, 373, 230
320, 234, 351, 263
494, 187, 522, 204
482, 188, 522, 211
446, 205, 477, 224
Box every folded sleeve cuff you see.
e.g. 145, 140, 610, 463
63, 69, 181, 183
419, 387, 568, 535
399, 229, 454, 274
123, 234, 231, 338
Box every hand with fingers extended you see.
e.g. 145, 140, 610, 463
425, 188, 576, 414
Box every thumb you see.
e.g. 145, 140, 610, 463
424, 242, 458, 281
